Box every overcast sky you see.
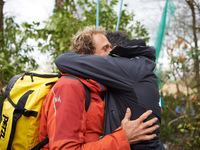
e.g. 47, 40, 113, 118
4, 0, 166, 40
3, 0, 167, 72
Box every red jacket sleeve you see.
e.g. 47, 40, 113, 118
50, 127, 130, 150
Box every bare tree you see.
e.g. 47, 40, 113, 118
166, 0, 200, 96
185, 0, 200, 92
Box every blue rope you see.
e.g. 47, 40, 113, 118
116, 0, 123, 31
96, 0, 99, 29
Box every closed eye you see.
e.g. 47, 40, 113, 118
103, 44, 112, 51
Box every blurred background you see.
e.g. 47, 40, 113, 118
0, 0, 199, 149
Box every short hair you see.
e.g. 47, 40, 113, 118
106, 31, 131, 47
70, 25, 106, 54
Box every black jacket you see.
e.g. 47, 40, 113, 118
55, 45, 165, 150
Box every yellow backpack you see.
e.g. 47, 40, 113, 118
0, 71, 60, 150
0, 71, 91, 150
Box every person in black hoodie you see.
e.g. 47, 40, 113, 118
55, 29, 165, 150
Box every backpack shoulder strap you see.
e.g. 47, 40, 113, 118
64, 75, 91, 112
30, 137, 49, 150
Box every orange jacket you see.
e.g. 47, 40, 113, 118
39, 75, 130, 150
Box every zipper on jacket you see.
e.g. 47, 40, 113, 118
111, 110, 119, 129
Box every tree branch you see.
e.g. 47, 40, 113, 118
168, 115, 186, 127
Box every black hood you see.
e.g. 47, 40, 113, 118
109, 39, 156, 62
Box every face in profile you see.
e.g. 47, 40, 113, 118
93, 33, 112, 56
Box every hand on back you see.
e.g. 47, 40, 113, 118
121, 108, 159, 145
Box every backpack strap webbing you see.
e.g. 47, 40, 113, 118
30, 75, 91, 150
29, 137, 49, 150
7, 90, 36, 150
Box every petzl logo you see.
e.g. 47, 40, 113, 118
0, 114, 9, 140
